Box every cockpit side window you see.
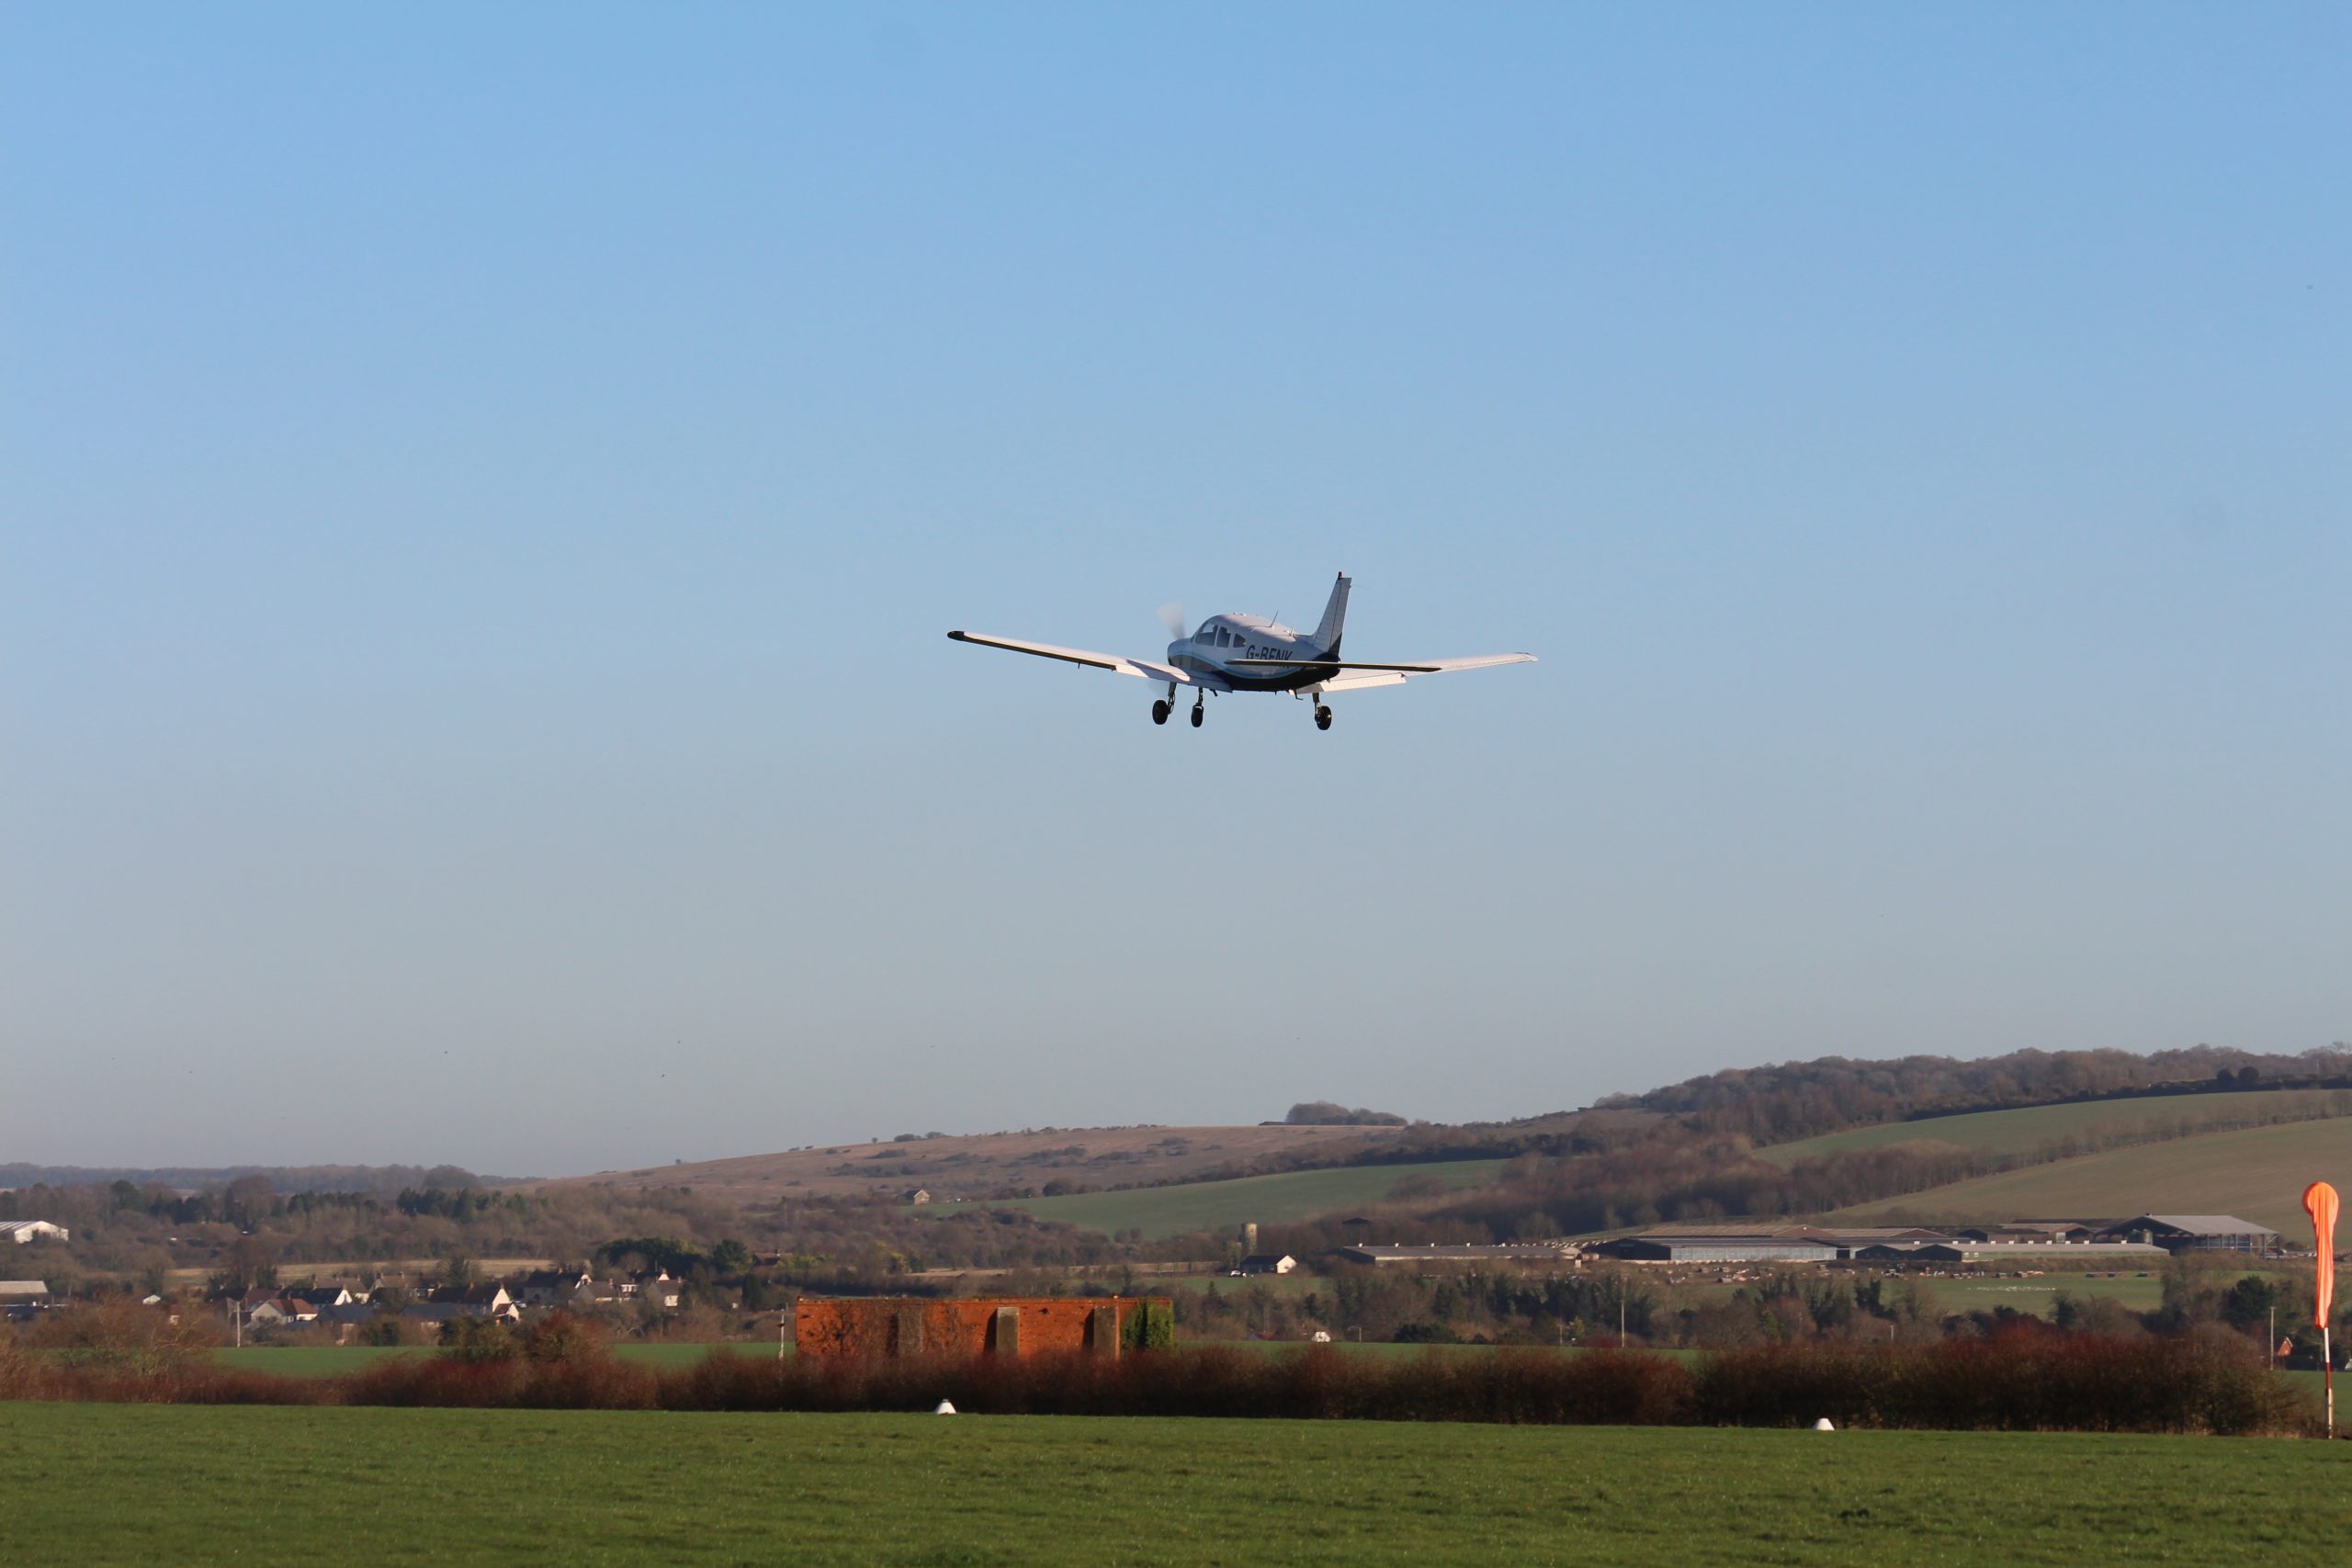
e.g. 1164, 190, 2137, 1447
1216, 626, 1232, 647
1194, 625, 1213, 644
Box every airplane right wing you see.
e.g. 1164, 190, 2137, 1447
1229, 651, 1535, 694
947, 630, 1218, 688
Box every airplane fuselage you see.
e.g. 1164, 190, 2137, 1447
1165, 613, 1335, 693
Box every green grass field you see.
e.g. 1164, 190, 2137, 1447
0, 1403, 2339, 1565
213, 1343, 782, 1378
1902, 1273, 2169, 1317
967, 1158, 1510, 1239
1761, 1089, 2352, 1166
1651, 1271, 2178, 1319
1824, 1116, 2352, 1234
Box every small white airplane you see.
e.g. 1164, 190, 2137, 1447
949, 572, 1533, 729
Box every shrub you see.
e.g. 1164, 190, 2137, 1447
1120, 1301, 1175, 1352
1692, 1332, 2300, 1436
27, 1301, 220, 1384
436, 1316, 517, 1363
519, 1312, 606, 1365
0, 1328, 2306, 1434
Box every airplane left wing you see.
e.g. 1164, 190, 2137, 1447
947, 630, 1214, 688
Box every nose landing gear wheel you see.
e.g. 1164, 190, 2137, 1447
1315, 705, 1332, 731
1151, 699, 1170, 725
1190, 701, 1204, 728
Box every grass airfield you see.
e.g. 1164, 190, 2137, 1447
0, 1403, 2338, 1567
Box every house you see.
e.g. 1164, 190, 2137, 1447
628, 1271, 682, 1310
289, 1286, 353, 1309
399, 1291, 517, 1327
0, 1220, 68, 1244
2093, 1214, 2280, 1255
319, 1303, 382, 1343
1234, 1254, 1298, 1276
904, 1189, 932, 1205
449, 1283, 519, 1320
398, 1302, 475, 1331
515, 1269, 598, 1307
244, 1297, 310, 1327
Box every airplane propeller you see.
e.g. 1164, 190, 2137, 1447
1157, 602, 1188, 642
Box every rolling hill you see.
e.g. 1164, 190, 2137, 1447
522, 1122, 1404, 1203
1761, 1089, 2352, 1166
1824, 1115, 2352, 1235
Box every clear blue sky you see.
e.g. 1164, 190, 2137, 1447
5, 6, 2345, 1176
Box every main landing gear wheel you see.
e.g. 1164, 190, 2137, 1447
1190, 701, 1205, 728
1151, 699, 1170, 726
1315, 705, 1332, 731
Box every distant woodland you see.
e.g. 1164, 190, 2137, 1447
1603, 1043, 2352, 1142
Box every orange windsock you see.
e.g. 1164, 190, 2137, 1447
2306, 1182, 2339, 1328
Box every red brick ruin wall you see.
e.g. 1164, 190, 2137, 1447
795, 1297, 1168, 1359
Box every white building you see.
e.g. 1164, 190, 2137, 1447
0, 1221, 69, 1244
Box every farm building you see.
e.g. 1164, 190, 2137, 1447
1234, 1253, 1297, 1276
1851, 1241, 2170, 1264
1954, 1222, 2097, 1244
0, 1280, 50, 1302
0, 1220, 68, 1244
1336, 1243, 1586, 1267
2093, 1214, 2279, 1254
796, 1296, 1173, 1359
1601, 1226, 1951, 1263
1609, 1233, 1839, 1264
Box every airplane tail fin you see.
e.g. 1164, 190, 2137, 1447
1311, 572, 1351, 656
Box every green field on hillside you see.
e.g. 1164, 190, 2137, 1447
966, 1158, 1511, 1239
1762, 1089, 2352, 1166
0, 1404, 2336, 1565
1826, 1116, 2352, 1234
